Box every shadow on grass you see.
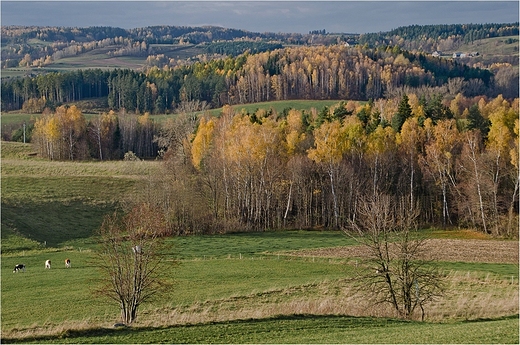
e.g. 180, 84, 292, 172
1, 314, 409, 344
2, 326, 134, 344
1, 200, 116, 249
463, 314, 520, 323
4, 314, 519, 344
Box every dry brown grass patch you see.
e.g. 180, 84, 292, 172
136, 272, 519, 327
285, 239, 519, 264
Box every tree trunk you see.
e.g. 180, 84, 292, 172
328, 166, 339, 228
508, 173, 519, 237
467, 135, 488, 233
284, 182, 293, 226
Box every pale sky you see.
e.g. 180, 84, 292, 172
1, 1, 518, 34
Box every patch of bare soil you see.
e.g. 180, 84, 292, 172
287, 239, 519, 264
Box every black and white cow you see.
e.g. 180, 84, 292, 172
45, 260, 51, 269
13, 264, 25, 273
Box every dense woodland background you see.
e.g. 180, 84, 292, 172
1, 23, 518, 237
2, 23, 519, 112
2, 45, 508, 112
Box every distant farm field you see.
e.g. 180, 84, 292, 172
1, 141, 518, 343
453, 35, 519, 62
2, 33, 518, 81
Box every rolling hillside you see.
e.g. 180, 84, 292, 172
1, 23, 517, 79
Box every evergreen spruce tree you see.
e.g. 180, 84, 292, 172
467, 104, 490, 139
392, 94, 412, 132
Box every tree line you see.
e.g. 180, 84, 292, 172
133, 94, 517, 237
26, 91, 519, 235
32, 105, 158, 160
3, 44, 505, 113
203, 41, 284, 56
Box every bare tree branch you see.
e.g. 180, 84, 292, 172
344, 193, 445, 320
93, 203, 175, 325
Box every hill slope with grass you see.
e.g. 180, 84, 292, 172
1, 141, 158, 249
1, 140, 518, 343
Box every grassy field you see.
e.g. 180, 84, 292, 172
147, 99, 350, 126
1, 141, 518, 343
1, 141, 157, 249
1, 113, 40, 126
1, 234, 518, 343
452, 35, 519, 63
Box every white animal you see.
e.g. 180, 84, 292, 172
65, 258, 71, 268
45, 260, 51, 269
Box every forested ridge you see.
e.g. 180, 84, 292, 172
1, 25, 297, 45
2, 44, 509, 113
359, 23, 519, 50
2, 23, 517, 70
2, 23, 517, 110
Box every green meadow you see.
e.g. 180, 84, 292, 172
1, 141, 518, 343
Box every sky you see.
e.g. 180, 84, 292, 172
1, 1, 519, 34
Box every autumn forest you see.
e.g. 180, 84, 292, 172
25, 92, 519, 238
2, 24, 519, 238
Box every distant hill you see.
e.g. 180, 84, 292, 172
359, 23, 518, 49
0, 25, 324, 72
1, 44, 502, 113
1, 23, 518, 113
1, 23, 517, 77
359, 23, 519, 66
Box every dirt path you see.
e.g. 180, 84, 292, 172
286, 239, 519, 264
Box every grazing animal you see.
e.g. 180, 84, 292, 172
13, 264, 25, 273
65, 258, 71, 268
45, 260, 51, 269
132, 245, 142, 254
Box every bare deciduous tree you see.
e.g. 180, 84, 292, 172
94, 203, 174, 325
346, 193, 444, 320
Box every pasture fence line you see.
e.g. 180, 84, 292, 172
177, 253, 348, 264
